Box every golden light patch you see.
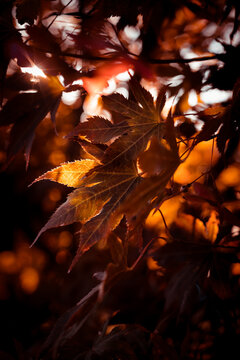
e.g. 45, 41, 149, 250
217, 165, 240, 191
21, 65, 47, 79
0, 251, 19, 274
19, 267, 39, 294
146, 195, 183, 232
175, 140, 219, 184
58, 231, 73, 248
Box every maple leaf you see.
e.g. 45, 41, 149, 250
33, 161, 140, 269
0, 77, 63, 166
101, 78, 164, 164
33, 79, 181, 268
67, 116, 129, 144
31, 159, 97, 187
24, 25, 81, 85
119, 165, 179, 219
196, 106, 224, 144
0, 11, 31, 102
116, 105, 179, 217
77, 139, 107, 162
184, 183, 240, 228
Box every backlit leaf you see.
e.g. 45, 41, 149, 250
102, 86, 163, 164
119, 164, 179, 218
34, 161, 140, 262
31, 160, 96, 187
67, 116, 129, 144
138, 136, 177, 176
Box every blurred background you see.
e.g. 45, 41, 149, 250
0, 0, 240, 358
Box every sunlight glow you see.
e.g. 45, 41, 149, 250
102, 78, 117, 95
72, 79, 83, 86
60, 78, 83, 105
124, 25, 140, 41
61, 0, 78, 6
208, 40, 224, 54
62, 90, 81, 105
188, 89, 198, 106
58, 75, 65, 86
141, 79, 158, 100
116, 87, 129, 98
21, 65, 47, 79
116, 69, 134, 81
81, 94, 111, 121
161, 96, 174, 118
108, 16, 120, 25
83, 94, 103, 118
200, 89, 232, 104
20, 267, 39, 294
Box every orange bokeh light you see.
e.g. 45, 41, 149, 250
19, 267, 40, 294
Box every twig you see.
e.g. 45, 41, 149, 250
148, 54, 218, 64
130, 237, 165, 270
179, 145, 193, 160
33, 47, 220, 65
47, 0, 74, 30
61, 53, 219, 64
158, 209, 171, 237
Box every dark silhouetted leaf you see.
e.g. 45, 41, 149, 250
16, 0, 40, 25
67, 116, 129, 144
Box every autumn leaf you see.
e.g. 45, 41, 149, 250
138, 136, 177, 176
102, 79, 164, 164
77, 139, 107, 162
0, 77, 63, 166
67, 116, 129, 144
27, 25, 61, 54
196, 106, 225, 145
0, 12, 31, 102
32, 184, 110, 246
184, 184, 240, 228
15, 0, 40, 25
7, 93, 59, 166
33, 79, 180, 268
31, 159, 97, 187
33, 161, 140, 269
165, 107, 178, 154
156, 84, 168, 116
119, 165, 179, 219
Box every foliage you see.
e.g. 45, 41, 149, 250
0, 0, 240, 359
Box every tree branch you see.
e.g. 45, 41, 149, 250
60, 52, 219, 64
148, 54, 218, 64
46, 0, 74, 30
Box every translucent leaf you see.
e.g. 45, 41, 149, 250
67, 116, 129, 144
31, 160, 96, 188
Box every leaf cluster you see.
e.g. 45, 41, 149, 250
0, 0, 240, 359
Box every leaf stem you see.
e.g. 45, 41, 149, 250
130, 237, 157, 270
158, 209, 171, 238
